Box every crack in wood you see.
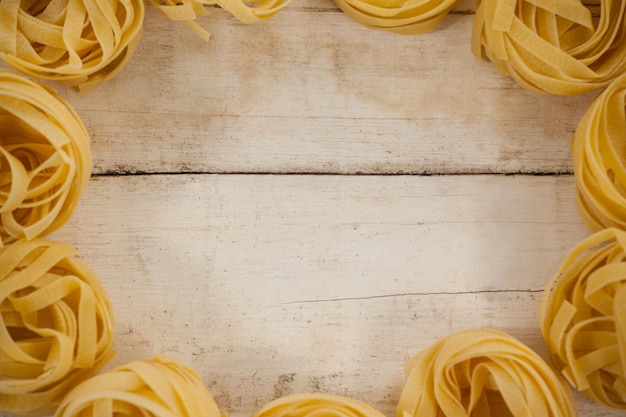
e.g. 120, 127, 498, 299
280, 289, 544, 305
93, 171, 576, 177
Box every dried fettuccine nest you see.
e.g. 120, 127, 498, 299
150, 0, 292, 42
332, 0, 459, 35
398, 328, 576, 417
572, 73, 626, 231
471, 0, 626, 95
252, 393, 386, 417
55, 355, 223, 417
541, 228, 626, 409
0, 0, 144, 92
0, 71, 91, 245
0, 238, 115, 416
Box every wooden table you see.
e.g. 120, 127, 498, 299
2, 1, 622, 416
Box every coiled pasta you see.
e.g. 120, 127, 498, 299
0, 238, 114, 416
398, 328, 577, 417
251, 393, 386, 417
572, 72, 626, 231
55, 355, 223, 417
0, 71, 91, 245
150, 0, 292, 42
471, 0, 626, 95
0, 0, 144, 92
332, 0, 459, 35
541, 228, 626, 409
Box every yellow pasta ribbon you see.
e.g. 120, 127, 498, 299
541, 228, 626, 409
398, 328, 577, 417
150, 0, 292, 42
0, 0, 144, 92
0, 238, 115, 416
332, 0, 460, 35
572, 72, 626, 231
55, 355, 223, 417
252, 393, 386, 417
0, 71, 91, 246
471, 0, 626, 95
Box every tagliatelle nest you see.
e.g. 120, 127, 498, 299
55, 355, 223, 417
0, 238, 115, 416
572, 72, 626, 231
541, 228, 626, 409
0, 0, 144, 92
332, 0, 459, 35
251, 393, 387, 417
150, 0, 292, 42
0, 71, 91, 245
397, 328, 576, 417
471, 0, 626, 95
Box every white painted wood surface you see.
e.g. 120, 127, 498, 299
55, 2, 595, 175
1, 1, 622, 416
47, 175, 597, 415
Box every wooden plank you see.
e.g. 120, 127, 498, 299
53, 174, 590, 295
9, 1, 587, 176
0, 2, 620, 417
40, 173, 618, 416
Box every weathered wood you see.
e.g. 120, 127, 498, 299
53, 174, 590, 294
29, 1, 593, 176
41, 174, 614, 417
0, 1, 620, 417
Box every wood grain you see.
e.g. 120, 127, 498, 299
0, 1, 620, 416
37, 1, 595, 175
42, 173, 609, 417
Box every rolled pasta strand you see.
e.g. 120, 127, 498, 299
213, 0, 291, 23
0, 71, 91, 245
471, 0, 626, 95
0, 0, 144, 92
55, 355, 223, 417
252, 393, 386, 417
571, 72, 626, 231
398, 328, 576, 417
0, 238, 115, 416
332, 0, 459, 35
150, 0, 292, 42
541, 228, 626, 409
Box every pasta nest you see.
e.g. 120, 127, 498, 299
572, 72, 626, 231
332, 0, 459, 35
0, 238, 114, 416
471, 0, 626, 95
55, 355, 223, 417
397, 328, 576, 417
150, 0, 292, 42
251, 393, 386, 417
0, 0, 145, 92
0, 71, 91, 245
541, 228, 626, 409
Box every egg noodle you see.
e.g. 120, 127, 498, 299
471, 0, 626, 95
150, 0, 292, 42
331, 0, 459, 35
398, 328, 577, 417
0, 0, 144, 92
55, 355, 223, 417
251, 393, 386, 417
541, 228, 626, 409
0, 71, 91, 246
572, 72, 626, 231
0, 238, 114, 416
2, 2, 626, 417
